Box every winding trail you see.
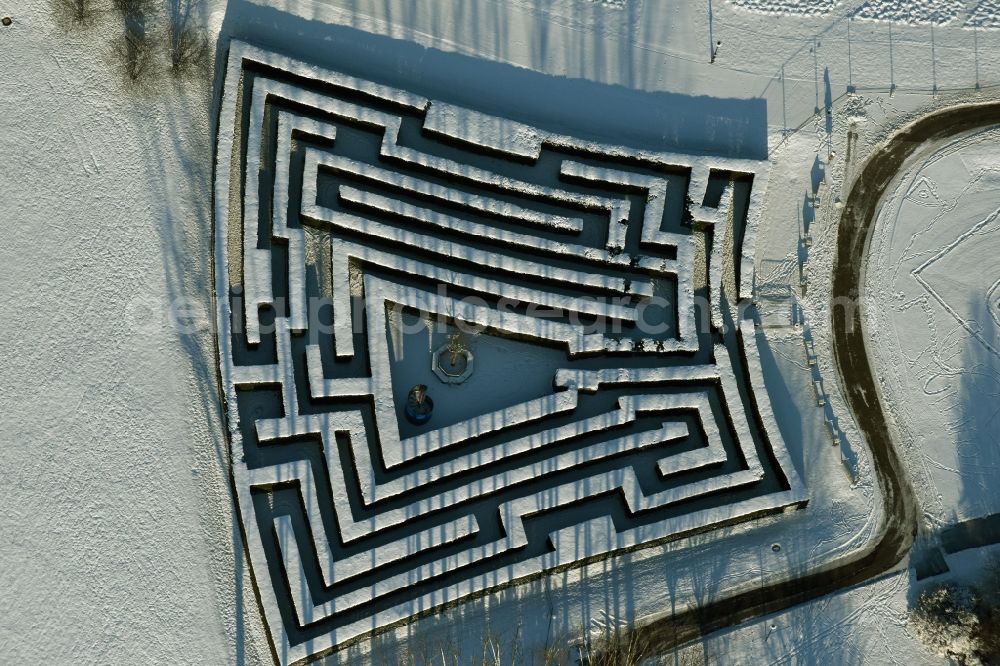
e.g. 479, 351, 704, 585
632, 103, 1000, 659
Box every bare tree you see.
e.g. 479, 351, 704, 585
910, 583, 983, 665
583, 611, 650, 666
979, 608, 1000, 665
112, 24, 154, 86
109, 0, 157, 88
168, 24, 209, 74
976, 557, 1000, 662
111, 0, 155, 16
167, 0, 210, 75
52, 0, 93, 26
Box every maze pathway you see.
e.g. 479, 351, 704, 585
213, 41, 807, 665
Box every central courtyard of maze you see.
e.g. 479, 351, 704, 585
214, 42, 807, 665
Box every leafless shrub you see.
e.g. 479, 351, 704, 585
979, 607, 1000, 665
391, 618, 568, 666
168, 23, 209, 74
112, 25, 155, 87
111, 0, 155, 16
583, 612, 649, 666
51, 0, 94, 26
976, 557, 1000, 662
167, 0, 210, 75
587, 627, 647, 666
537, 643, 568, 666
910, 583, 983, 665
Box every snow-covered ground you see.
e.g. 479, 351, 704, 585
661, 569, 935, 665
867, 128, 1000, 530
2, 0, 999, 664
0, 0, 272, 663
746, 51, 1000, 666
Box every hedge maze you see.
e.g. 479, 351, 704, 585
213, 42, 806, 665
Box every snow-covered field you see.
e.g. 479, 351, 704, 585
0, 0, 272, 663
867, 128, 1000, 530
2, 0, 999, 664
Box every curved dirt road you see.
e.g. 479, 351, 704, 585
632, 103, 1000, 659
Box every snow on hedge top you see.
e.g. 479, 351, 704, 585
728, 0, 837, 16
966, 0, 1000, 27
853, 0, 960, 25
729, 0, 1000, 26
